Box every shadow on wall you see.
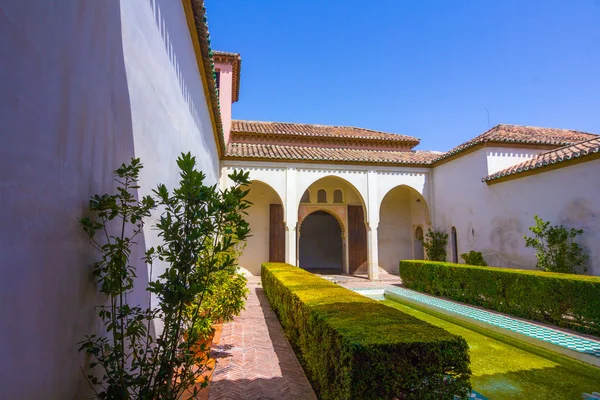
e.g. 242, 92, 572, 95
146, 0, 218, 169
0, 2, 146, 399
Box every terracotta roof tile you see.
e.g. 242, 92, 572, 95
188, 0, 225, 154
433, 124, 598, 163
225, 143, 440, 165
483, 137, 600, 182
231, 120, 420, 144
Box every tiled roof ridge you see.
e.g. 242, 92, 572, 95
231, 119, 420, 143
187, 0, 226, 155
483, 136, 600, 183
213, 50, 241, 58
432, 124, 598, 164
225, 142, 440, 165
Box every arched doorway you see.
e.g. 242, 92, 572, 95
237, 180, 284, 275
414, 226, 424, 259
299, 211, 343, 274
297, 175, 367, 275
379, 185, 430, 273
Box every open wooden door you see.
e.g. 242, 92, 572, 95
269, 204, 285, 262
348, 205, 367, 274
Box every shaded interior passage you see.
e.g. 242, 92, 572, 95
299, 211, 343, 273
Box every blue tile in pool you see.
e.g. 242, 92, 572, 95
381, 286, 600, 359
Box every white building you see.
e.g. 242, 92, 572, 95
1, 1, 599, 398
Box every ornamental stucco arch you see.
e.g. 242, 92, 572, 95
296, 171, 369, 222
298, 206, 347, 236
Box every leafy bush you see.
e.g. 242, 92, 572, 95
421, 229, 449, 261
524, 215, 588, 274
460, 251, 487, 266
199, 268, 249, 325
78, 154, 250, 399
262, 263, 471, 400
399, 260, 600, 337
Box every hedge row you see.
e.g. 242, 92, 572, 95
399, 260, 600, 337
261, 263, 471, 400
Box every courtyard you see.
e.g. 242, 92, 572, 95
2, 0, 600, 399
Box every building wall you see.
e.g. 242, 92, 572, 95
485, 148, 545, 175
119, 0, 220, 310
433, 148, 600, 275
0, 1, 220, 398
238, 181, 283, 275
378, 187, 413, 273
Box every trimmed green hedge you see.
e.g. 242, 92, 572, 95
261, 263, 471, 400
399, 260, 600, 336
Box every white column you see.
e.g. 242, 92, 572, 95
285, 167, 298, 265
366, 170, 380, 281
367, 226, 379, 280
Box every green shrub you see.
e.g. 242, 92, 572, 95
262, 263, 471, 400
460, 251, 487, 266
399, 260, 600, 337
524, 215, 588, 274
421, 229, 449, 261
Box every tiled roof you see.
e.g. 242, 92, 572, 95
231, 120, 420, 144
187, 0, 226, 154
225, 143, 441, 165
483, 137, 600, 183
213, 50, 241, 103
433, 124, 598, 163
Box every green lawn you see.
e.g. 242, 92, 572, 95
381, 298, 600, 400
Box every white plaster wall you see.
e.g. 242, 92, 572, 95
0, 1, 220, 398
487, 160, 600, 275
119, 0, 220, 309
433, 149, 600, 275
378, 187, 413, 273
238, 181, 282, 275
486, 147, 545, 175
0, 3, 135, 398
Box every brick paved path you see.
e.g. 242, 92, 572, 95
208, 276, 317, 400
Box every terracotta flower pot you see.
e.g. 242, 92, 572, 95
212, 323, 224, 345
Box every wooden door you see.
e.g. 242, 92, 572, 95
269, 204, 285, 262
348, 205, 367, 274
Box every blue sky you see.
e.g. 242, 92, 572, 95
205, 0, 600, 151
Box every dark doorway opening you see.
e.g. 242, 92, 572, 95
299, 211, 343, 274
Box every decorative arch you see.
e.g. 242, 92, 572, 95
317, 189, 327, 203
298, 209, 345, 274
298, 206, 346, 236
333, 189, 343, 203
297, 175, 368, 222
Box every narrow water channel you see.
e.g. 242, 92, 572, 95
380, 296, 600, 400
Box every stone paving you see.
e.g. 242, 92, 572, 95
208, 276, 317, 400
